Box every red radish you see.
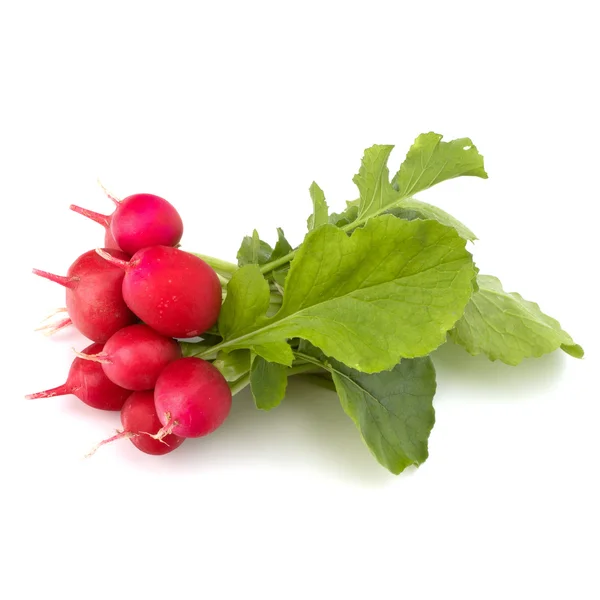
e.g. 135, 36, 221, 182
75, 324, 182, 391
111, 193, 183, 255
32, 249, 137, 342
70, 193, 182, 255
154, 357, 232, 438
96, 246, 222, 338
87, 391, 185, 456
25, 342, 130, 410
69, 205, 121, 251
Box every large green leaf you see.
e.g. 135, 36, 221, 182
218, 215, 475, 373
250, 357, 288, 410
392, 132, 488, 198
331, 356, 436, 474
449, 275, 583, 365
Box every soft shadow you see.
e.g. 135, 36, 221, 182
431, 341, 569, 400
158, 377, 394, 486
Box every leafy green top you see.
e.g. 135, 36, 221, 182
217, 215, 475, 372
182, 131, 582, 476
450, 275, 583, 365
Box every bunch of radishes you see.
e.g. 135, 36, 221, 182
27, 191, 232, 456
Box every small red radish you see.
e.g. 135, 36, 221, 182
70, 193, 182, 255
96, 246, 222, 338
25, 342, 130, 410
75, 324, 182, 391
69, 205, 121, 250
111, 193, 183, 255
32, 249, 137, 342
154, 357, 232, 438
87, 391, 185, 456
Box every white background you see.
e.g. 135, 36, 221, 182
1, 1, 598, 598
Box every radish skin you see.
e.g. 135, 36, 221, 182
33, 249, 137, 342
96, 246, 222, 338
154, 357, 232, 438
25, 342, 130, 411
75, 324, 182, 391
87, 391, 185, 456
111, 193, 183, 255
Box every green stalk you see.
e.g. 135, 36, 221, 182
259, 251, 295, 275
293, 351, 331, 373
191, 253, 239, 276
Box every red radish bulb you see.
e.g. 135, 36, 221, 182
154, 357, 232, 438
75, 324, 182, 390
96, 246, 222, 338
111, 193, 183, 255
70, 192, 182, 254
32, 249, 137, 343
87, 391, 185, 456
25, 343, 130, 410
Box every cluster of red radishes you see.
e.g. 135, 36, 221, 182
27, 190, 231, 456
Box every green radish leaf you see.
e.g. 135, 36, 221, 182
392, 132, 488, 198
218, 265, 293, 366
250, 357, 289, 410
355, 133, 487, 221
237, 230, 273, 266
213, 349, 252, 382
354, 145, 399, 219
269, 228, 293, 289
270, 228, 293, 262
330, 356, 436, 475
387, 198, 477, 241
449, 275, 584, 365
252, 342, 294, 366
331, 197, 475, 241
218, 215, 475, 373
219, 265, 270, 339
307, 181, 329, 231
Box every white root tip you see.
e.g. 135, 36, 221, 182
96, 179, 121, 205
85, 430, 136, 458
149, 415, 177, 441
34, 309, 71, 336
72, 347, 110, 364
